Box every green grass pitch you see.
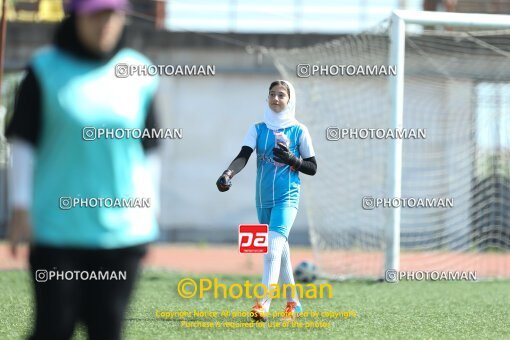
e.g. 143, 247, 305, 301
0, 270, 509, 339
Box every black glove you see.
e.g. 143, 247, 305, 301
216, 170, 234, 192
273, 142, 302, 170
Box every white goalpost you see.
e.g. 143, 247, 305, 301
269, 10, 510, 280
387, 10, 510, 274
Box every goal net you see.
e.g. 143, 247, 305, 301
269, 11, 510, 280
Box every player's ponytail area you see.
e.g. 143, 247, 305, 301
0, 243, 509, 339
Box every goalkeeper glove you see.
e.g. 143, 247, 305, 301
216, 170, 234, 192
273, 142, 302, 170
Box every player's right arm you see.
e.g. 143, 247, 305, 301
5, 67, 41, 256
216, 124, 257, 192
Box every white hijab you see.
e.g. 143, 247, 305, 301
263, 80, 299, 130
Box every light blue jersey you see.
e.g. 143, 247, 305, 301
243, 122, 315, 209
30, 47, 159, 249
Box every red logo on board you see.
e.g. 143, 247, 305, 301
239, 224, 268, 253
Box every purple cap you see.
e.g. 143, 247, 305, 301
66, 0, 129, 14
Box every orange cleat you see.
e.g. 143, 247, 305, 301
250, 301, 268, 322
281, 301, 302, 321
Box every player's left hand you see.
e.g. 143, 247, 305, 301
273, 142, 302, 169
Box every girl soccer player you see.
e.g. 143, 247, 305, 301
216, 80, 317, 321
6, 2, 160, 338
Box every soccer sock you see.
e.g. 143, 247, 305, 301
260, 231, 286, 312
279, 240, 301, 306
